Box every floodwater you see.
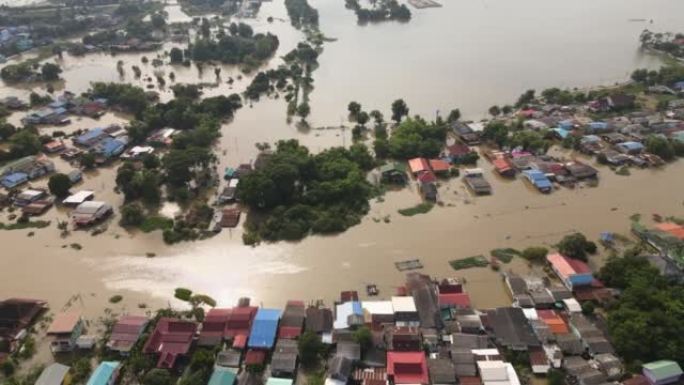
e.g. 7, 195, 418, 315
1, 0, 684, 323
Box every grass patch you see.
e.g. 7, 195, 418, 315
398, 203, 434, 216
139, 216, 174, 233
615, 166, 630, 176
0, 220, 50, 230
449, 255, 489, 270
490, 248, 521, 263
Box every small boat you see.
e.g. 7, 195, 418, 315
366, 284, 379, 296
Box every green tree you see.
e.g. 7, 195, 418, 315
298, 330, 323, 369
581, 301, 595, 316
645, 135, 676, 161
120, 203, 146, 227
515, 89, 535, 108
521, 246, 548, 263
48, 173, 72, 198
357, 111, 369, 127
391, 99, 409, 123
297, 102, 310, 120
348, 101, 362, 121
71, 358, 92, 384
557, 232, 597, 261
41, 63, 62, 81
353, 326, 373, 352
509, 130, 548, 153
482, 121, 509, 148
447, 109, 461, 122
80, 152, 96, 169
143, 369, 173, 385
10, 130, 41, 158
387, 117, 446, 159
488, 105, 501, 117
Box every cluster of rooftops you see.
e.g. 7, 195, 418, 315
3, 249, 683, 385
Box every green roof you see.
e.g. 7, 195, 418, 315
379, 162, 404, 173
266, 378, 293, 385
208, 367, 237, 385
643, 360, 683, 380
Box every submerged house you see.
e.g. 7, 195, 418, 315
86, 361, 120, 385
142, 317, 197, 368
271, 338, 299, 378
546, 253, 594, 290
522, 170, 552, 193
279, 301, 305, 339
380, 163, 407, 184
0, 298, 47, 353
47, 311, 84, 353
71, 201, 113, 226
107, 315, 148, 354
35, 363, 70, 385
486, 307, 540, 351
305, 307, 333, 343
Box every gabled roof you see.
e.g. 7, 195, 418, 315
35, 363, 70, 385
279, 300, 305, 339
486, 307, 540, 349
47, 311, 81, 335
142, 317, 197, 368
547, 253, 592, 278
108, 315, 148, 352
248, 308, 281, 349
86, 361, 120, 385
408, 158, 430, 174
305, 307, 333, 334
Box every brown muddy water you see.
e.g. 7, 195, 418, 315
1, 0, 684, 333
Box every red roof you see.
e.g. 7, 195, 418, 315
429, 159, 450, 172
225, 306, 258, 339
458, 377, 481, 385
233, 334, 247, 349
278, 326, 303, 339
109, 315, 148, 351
245, 349, 267, 365
536, 310, 569, 334
546, 253, 591, 279
493, 158, 512, 173
416, 171, 437, 184
438, 293, 471, 308
143, 317, 197, 368
341, 291, 359, 302
656, 222, 684, 240
408, 158, 430, 174
447, 144, 472, 157
387, 352, 428, 384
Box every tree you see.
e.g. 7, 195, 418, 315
348, 101, 362, 121
582, 301, 595, 316
297, 103, 310, 120
387, 117, 447, 159
298, 330, 323, 369
447, 109, 461, 122
71, 358, 92, 384
80, 152, 96, 169
170, 47, 184, 64
48, 173, 71, 198
120, 203, 145, 227
521, 246, 548, 263
501, 105, 513, 115
41, 63, 62, 81
482, 121, 509, 148
645, 135, 676, 161
510, 130, 548, 153
557, 233, 597, 261
9, 130, 41, 158
151, 13, 166, 29
143, 369, 173, 385
391, 99, 409, 123
515, 89, 535, 108
370, 110, 384, 125
357, 111, 369, 127
353, 326, 373, 351
488, 105, 501, 117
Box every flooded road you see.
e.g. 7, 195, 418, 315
1, 0, 684, 321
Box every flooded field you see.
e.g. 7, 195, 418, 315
1, 0, 684, 327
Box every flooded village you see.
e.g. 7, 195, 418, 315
2, 0, 684, 385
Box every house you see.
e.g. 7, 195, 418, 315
447, 144, 475, 164
546, 253, 593, 290
594, 353, 623, 380
35, 363, 70, 385
529, 347, 550, 374
44, 140, 66, 153
271, 338, 299, 378
74, 128, 108, 148
406, 274, 442, 329
485, 307, 540, 350
564, 162, 598, 180
279, 300, 305, 339
380, 163, 407, 184
86, 361, 120, 385
248, 308, 281, 349
392, 296, 419, 327
437, 281, 471, 309
452, 122, 481, 145
216, 350, 242, 369
387, 352, 429, 384
420, 181, 438, 202
218, 179, 240, 205
226, 306, 258, 341
1, 172, 28, 189
47, 311, 84, 353
71, 201, 113, 226
579, 135, 603, 154
492, 158, 515, 177
429, 159, 451, 175
107, 315, 148, 354
22, 107, 68, 125
327, 356, 353, 385
199, 308, 232, 346
477, 361, 521, 385
63, 190, 95, 206
147, 128, 177, 146
386, 326, 421, 352
306, 307, 333, 343
142, 317, 197, 368
352, 368, 387, 385
522, 170, 552, 193
451, 347, 476, 377
615, 141, 645, 155
552, 127, 571, 140
361, 301, 394, 328
335, 301, 363, 330
0, 155, 55, 180
121, 146, 154, 160
607, 93, 636, 110
643, 361, 683, 385
428, 358, 457, 385
209, 367, 237, 385
336, 341, 362, 362
536, 310, 568, 334
599, 150, 630, 166
0, 298, 47, 353
93, 137, 127, 159
463, 168, 492, 195
14, 189, 46, 206
408, 158, 430, 175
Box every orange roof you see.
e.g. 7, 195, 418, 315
429, 159, 450, 172
47, 312, 81, 334
546, 253, 591, 278
408, 158, 429, 174
537, 310, 569, 334
492, 158, 512, 172
655, 222, 684, 240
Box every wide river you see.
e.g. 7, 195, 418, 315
1, 0, 684, 320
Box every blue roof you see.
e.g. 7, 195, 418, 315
97, 137, 125, 157
558, 120, 574, 130
618, 141, 644, 151
553, 128, 570, 139
208, 367, 237, 385
674, 81, 684, 89
1, 172, 28, 188
589, 122, 609, 130
75, 127, 105, 145
86, 361, 120, 385
523, 170, 552, 189
248, 308, 281, 348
